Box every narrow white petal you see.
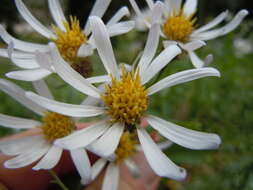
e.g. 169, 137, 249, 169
0, 113, 41, 129
4, 142, 50, 169
49, 43, 101, 98
35, 51, 53, 70
148, 67, 220, 95
25, 92, 105, 117
0, 48, 34, 59
163, 40, 178, 48
107, 21, 135, 37
84, 0, 111, 34
0, 136, 43, 156
89, 16, 119, 78
129, 0, 142, 17
183, 0, 197, 16
7, 43, 39, 69
0, 79, 46, 115
54, 121, 110, 150
169, 0, 182, 14
146, 115, 222, 150
138, 23, 160, 74
102, 163, 119, 190
125, 159, 140, 177
193, 10, 229, 34
106, 7, 130, 26
86, 75, 111, 84
70, 149, 92, 185
188, 51, 205, 68
77, 44, 94, 57
180, 40, 206, 52
14, 0, 55, 38
48, 0, 67, 31
150, 1, 164, 25
0, 25, 48, 52
192, 10, 249, 41
33, 146, 63, 170
87, 123, 124, 158
142, 45, 182, 84
157, 140, 173, 150
32, 80, 54, 100
6, 69, 52, 82
10, 58, 39, 69
137, 129, 186, 180
91, 158, 107, 180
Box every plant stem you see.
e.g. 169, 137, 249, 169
49, 170, 69, 190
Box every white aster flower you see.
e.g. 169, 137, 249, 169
0, 79, 95, 185
0, 0, 134, 81
129, 0, 249, 68
25, 16, 221, 181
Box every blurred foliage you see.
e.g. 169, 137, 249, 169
0, 0, 253, 190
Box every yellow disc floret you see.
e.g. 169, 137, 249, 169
41, 112, 75, 142
115, 132, 137, 163
163, 10, 196, 42
102, 66, 148, 125
53, 16, 87, 62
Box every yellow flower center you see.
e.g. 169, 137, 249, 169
163, 10, 196, 42
115, 132, 137, 163
102, 66, 148, 125
41, 112, 75, 142
53, 16, 87, 63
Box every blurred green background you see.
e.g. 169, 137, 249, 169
0, 0, 253, 190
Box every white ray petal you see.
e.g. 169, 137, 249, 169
0, 136, 43, 156
102, 163, 119, 190
86, 75, 111, 84
148, 67, 220, 95
87, 123, 124, 158
137, 128, 186, 180
35, 51, 53, 70
92, 158, 107, 180
70, 149, 92, 185
77, 44, 94, 57
10, 58, 39, 69
6, 69, 52, 82
54, 121, 111, 150
32, 80, 54, 100
169, 0, 182, 14
4, 142, 50, 169
84, 0, 112, 34
183, 0, 197, 16
138, 23, 160, 74
107, 7, 130, 26
147, 115, 221, 150
141, 45, 182, 84
150, 1, 164, 25
89, 16, 119, 78
49, 43, 101, 98
0, 25, 48, 52
48, 0, 67, 31
107, 21, 135, 37
14, 0, 56, 38
180, 40, 206, 52
33, 146, 63, 170
188, 51, 205, 68
0, 79, 46, 115
129, 0, 142, 17
191, 10, 249, 41
26, 92, 105, 117
0, 113, 41, 129
124, 158, 140, 177
0, 48, 34, 59
193, 10, 229, 34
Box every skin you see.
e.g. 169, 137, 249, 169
0, 121, 160, 190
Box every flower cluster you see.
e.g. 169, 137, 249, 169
0, 0, 248, 189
